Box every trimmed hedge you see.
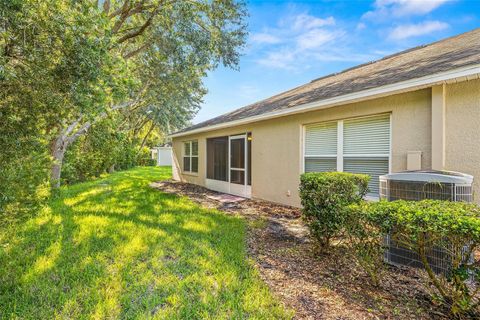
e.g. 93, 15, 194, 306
299, 170, 480, 316
355, 200, 480, 316
299, 172, 370, 252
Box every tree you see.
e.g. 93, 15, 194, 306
0, 0, 247, 219
1, 0, 122, 218
1, 0, 247, 187
49, 0, 247, 187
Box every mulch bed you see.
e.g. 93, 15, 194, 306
150, 180, 449, 320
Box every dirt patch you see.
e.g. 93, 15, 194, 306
150, 180, 448, 320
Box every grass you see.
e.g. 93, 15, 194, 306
0, 167, 291, 319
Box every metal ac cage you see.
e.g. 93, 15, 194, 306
379, 170, 474, 274
380, 170, 474, 202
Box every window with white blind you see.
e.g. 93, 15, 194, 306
304, 114, 391, 196
304, 121, 338, 172
183, 140, 198, 173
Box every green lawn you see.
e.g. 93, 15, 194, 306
0, 167, 291, 319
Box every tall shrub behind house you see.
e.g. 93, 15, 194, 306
299, 172, 370, 252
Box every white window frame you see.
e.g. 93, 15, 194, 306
302, 113, 392, 197
183, 140, 198, 174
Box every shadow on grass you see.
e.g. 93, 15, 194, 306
0, 167, 291, 319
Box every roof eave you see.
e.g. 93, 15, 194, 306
170, 64, 480, 139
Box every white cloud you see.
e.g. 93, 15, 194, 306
290, 14, 335, 31
251, 13, 349, 70
250, 33, 282, 44
388, 20, 449, 40
356, 22, 367, 30
296, 29, 339, 50
364, 0, 450, 19
257, 50, 296, 70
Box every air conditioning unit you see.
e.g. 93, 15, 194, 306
379, 170, 474, 274
380, 170, 474, 202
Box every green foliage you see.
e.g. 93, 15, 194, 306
299, 172, 370, 252
0, 167, 292, 319
0, 141, 51, 226
0, 0, 247, 219
62, 116, 159, 185
346, 204, 386, 287
0, 0, 126, 218
62, 119, 132, 184
358, 200, 480, 317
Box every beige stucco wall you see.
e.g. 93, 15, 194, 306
445, 78, 480, 201
173, 88, 433, 207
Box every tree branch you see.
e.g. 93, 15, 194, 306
62, 117, 83, 136
139, 121, 155, 151
65, 84, 150, 144
117, 6, 158, 44
67, 121, 92, 144
123, 43, 150, 59
103, 0, 111, 14
111, 0, 132, 33
110, 1, 155, 34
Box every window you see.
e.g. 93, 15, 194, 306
183, 140, 198, 173
304, 114, 390, 196
304, 121, 338, 172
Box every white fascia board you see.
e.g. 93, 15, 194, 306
170, 64, 480, 138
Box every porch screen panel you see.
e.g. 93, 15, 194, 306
343, 114, 390, 195
304, 122, 337, 173
230, 138, 245, 185
207, 137, 228, 181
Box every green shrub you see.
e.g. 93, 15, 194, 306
136, 146, 156, 167
360, 200, 480, 317
346, 203, 386, 287
62, 118, 149, 184
0, 105, 51, 225
299, 172, 370, 252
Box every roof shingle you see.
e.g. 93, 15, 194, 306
178, 28, 480, 134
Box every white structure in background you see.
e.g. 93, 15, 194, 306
151, 146, 173, 166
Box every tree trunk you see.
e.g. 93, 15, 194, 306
50, 135, 69, 188
48, 95, 146, 187
139, 121, 155, 151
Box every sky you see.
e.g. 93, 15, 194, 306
192, 0, 480, 124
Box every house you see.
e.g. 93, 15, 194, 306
170, 28, 480, 207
